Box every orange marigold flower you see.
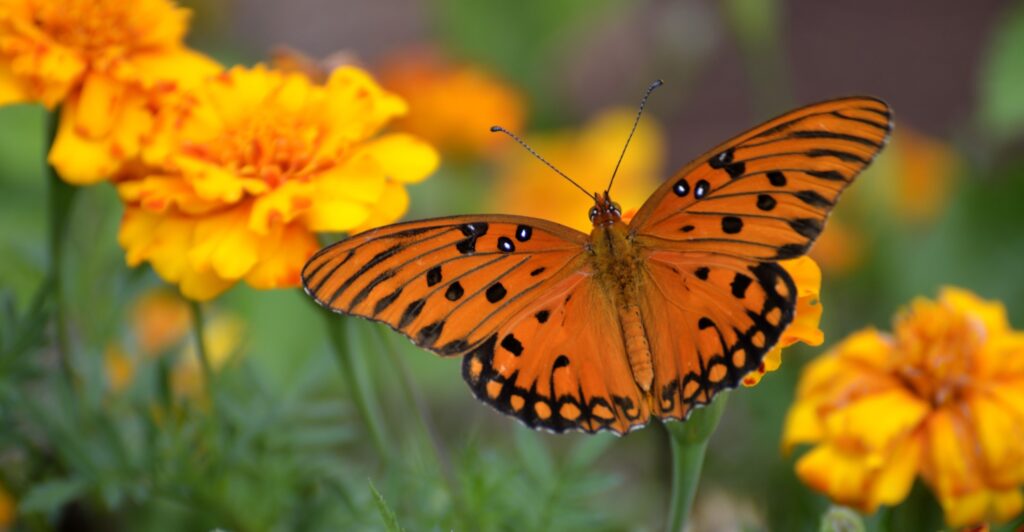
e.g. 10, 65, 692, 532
379, 47, 525, 157
783, 287, 1024, 527
0, 0, 221, 183
116, 65, 439, 300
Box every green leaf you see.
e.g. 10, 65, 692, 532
979, 2, 1024, 141
18, 477, 87, 514
369, 480, 403, 532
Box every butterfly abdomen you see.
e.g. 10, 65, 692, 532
618, 304, 654, 392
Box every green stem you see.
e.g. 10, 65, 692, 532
373, 325, 463, 518
322, 314, 391, 460
664, 393, 729, 532
188, 300, 216, 401
45, 107, 77, 386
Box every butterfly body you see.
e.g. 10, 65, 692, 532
303, 96, 893, 435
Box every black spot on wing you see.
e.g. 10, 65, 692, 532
767, 171, 787, 187
500, 334, 524, 356
756, 194, 776, 211
515, 225, 533, 242
730, 273, 752, 299
373, 286, 403, 315
535, 310, 550, 323
530, 267, 546, 277
486, 282, 507, 303
398, 299, 426, 329
426, 266, 442, 287
794, 190, 833, 208
417, 321, 445, 347
445, 281, 465, 301
695, 267, 710, 280
721, 216, 744, 234
789, 218, 823, 239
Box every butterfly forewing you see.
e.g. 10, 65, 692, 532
303, 215, 587, 355
630, 97, 892, 261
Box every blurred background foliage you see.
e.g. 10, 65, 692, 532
2, 0, 1024, 530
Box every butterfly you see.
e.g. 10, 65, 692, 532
302, 93, 892, 435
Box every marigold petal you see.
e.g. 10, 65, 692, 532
938, 488, 1024, 528
188, 207, 259, 281
244, 223, 318, 290
249, 180, 315, 234
782, 400, 826, 453
118, 174, 218, 214
868, 433, 922, 509
977, 332, 1024, 378
967, 391, 1024, 486
48, 101, 122, 184
923, 408, 986, 501
822, 388, 929, 453
130, 48, 221, 90
795, 444, 876, 512
75, 73, 124, 138
179, 266, 233, 301
302, 164, 387, 232
0, 59, 31, 105
352, 180, 410, 233
940, 286, 1009, 336
358, 133, 440, 184
119, 207, 191, 279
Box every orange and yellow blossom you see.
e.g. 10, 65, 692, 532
379, 47, 525, 157
492, 108, 822, 385
783, 287, 1024, 527
116, 65, 439, 300
0, 0, 220, 183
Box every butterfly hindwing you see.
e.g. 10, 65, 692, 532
638, 251, 796, 420
463, 272, 649, 434
303, 215, 587, 356
630, 97, 892, 261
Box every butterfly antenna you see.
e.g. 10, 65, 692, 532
607, 79, 663, 194
490, 125, 593, 199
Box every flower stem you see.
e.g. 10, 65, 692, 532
45, 107, 78, 387
188, 300, 216, 399
322, 314, 391, 460
664, 392, 729, 532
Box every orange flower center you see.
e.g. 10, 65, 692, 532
186, 113, 326, 189
27, 0, 175, 57
892, 301, 984, 408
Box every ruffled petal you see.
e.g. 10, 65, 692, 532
188, 207, 260, 281
357, 133, 440, 184
244, 223, 319, 290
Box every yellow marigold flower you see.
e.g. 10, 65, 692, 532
379, 47, 526, 157
116, 65, 439, 300
492, 107, 663, 232
0, 0, 221, 183
742, 256, 824, 386
783, 287, 1024, 527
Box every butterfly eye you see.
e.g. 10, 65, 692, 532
610, 202, 622, 216
589, 207, 598, 221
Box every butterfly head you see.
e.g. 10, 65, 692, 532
589, 191, 623, 227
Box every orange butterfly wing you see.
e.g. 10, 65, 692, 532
302, 215, 647, 433
629, 96, 892, 421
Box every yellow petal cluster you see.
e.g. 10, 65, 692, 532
0, 0, 220, 183
783, 287, 1024, 527
116, 65, 439, 300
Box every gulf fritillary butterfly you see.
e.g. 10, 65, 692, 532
303, 93, 892, 435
